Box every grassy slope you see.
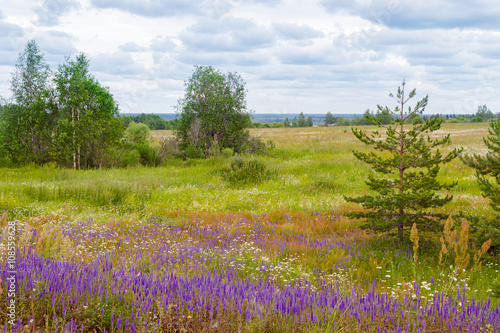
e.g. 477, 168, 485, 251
0, 123, 492, 222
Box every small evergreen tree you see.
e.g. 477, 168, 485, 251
462, 118, 500, 249
307, 116, 313, 127
283, 117, 290, 127
345, 80, 462, 240
298, 112, 307, 127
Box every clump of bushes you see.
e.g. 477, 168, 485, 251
114, 124, 184, 167
219, 157, 278, 186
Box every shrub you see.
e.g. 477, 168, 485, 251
221, 147, 234, 158
158, 137, 183, 160
219, 157, 277, 186
207, 140, 222, 158
243, 137, 274, 155
136, 144, 158, 166
184, 143, 204, 159
117, 148, 140, 167
124, 122, 152, 146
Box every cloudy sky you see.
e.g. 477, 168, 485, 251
1, 0, 500, 115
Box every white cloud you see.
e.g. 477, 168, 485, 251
118, 42, 145, 52
0, 0, 500, 114
33, 0, 80, 26
90, 0, 204, 17
272, 22, 324, 40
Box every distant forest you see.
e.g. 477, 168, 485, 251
122, 105, 498, 130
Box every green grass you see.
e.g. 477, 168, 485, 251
1, 122, 499, 331
0, 123, 493, 222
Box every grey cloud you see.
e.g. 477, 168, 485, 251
90, 51, 146, 77
150, 36, 176, 52
320, 0, 500, 30
272, 22, 324, 40
180, 17, 275, 52
91, 0, 203, 17
176, 50, 271, 68
90, 0, 282, 18
277, 51, 327, 66
0, 21, 24, 45
34, 0, 80, 26
0, 20, 32, 64
119, 42, 145, 52
36, 30, 77, 56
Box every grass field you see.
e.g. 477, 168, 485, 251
0, 123, 499, 332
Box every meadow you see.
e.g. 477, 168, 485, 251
0, 123, 499, 332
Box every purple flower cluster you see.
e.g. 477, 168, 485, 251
0, 215, 498, 332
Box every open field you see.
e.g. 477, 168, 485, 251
0, 123, 499, 332
0, 123, 494, 221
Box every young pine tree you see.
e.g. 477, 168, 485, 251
345, 80, 462, 241
462, 118, 500, 249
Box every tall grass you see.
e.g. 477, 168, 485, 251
0, 123, 493, 222
0, 123, 499, 331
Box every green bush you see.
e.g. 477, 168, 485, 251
207, 140, 222, 158
493, 282, 500, 298
118, 148, 140, 167
102, 146, 140, 168
221, 148, 234, 158
124, 122, 152, 146
243, 137, 271, 155
220, 157, 277, 186
184, 143, 204, 159
158, 137, 183, 160
136, 144, 158, 166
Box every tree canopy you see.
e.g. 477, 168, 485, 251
1, 40, 54, 165
52, 53, 122, 169
0, 41, 122, 169
176, 65, 252, 155
324, 112, 337, 125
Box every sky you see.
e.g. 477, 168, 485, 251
1, 0, 500, 115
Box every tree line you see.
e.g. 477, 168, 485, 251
0, 41, 122, 169
0, 41, 272, 168
120, 113, 179, 130
324, 105, 497, 127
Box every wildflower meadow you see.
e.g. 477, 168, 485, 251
0, 124, 499, 332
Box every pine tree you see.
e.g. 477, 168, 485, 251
298, 112, 307, 127
345, 80, 462, 240
283, 117, 290, 127
462, 118, 500, 248
306, 116, 313, 127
